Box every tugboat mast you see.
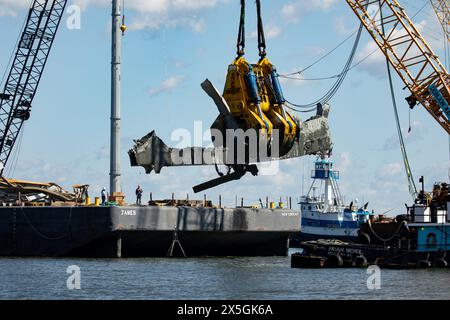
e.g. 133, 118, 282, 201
308, 158, 343, 209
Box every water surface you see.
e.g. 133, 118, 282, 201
1, 253, 449, 300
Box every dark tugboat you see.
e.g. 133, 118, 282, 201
292, 180, 450, 269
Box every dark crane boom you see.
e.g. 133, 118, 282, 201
0, 0, 67, 174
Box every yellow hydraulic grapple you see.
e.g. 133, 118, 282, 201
221, 56, 298, 156
211, 0, 298, 158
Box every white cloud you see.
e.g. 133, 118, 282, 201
303, 45, 327, 57
127, 0, 169, 13
148, 75, 186, 96
0, 0, 29, 17
334, 151, 352, 174
70, 0, 108, 11
278, 67, 309, 87
281, 0, 338, 24
333, 16, 353, 36
1, 0, 225, 33
355, 9, 446, 78
414, 13, 445, 51
116, 0, 222, 33
129, 15, 207, 33
251, 24, 282, 40
74, 0, 227, 14
266, 24, 282, 39
172, 0, 218, 11
382, 121, 427, 151
355, 40, 386, 78
174, 60, 188, 69
418, 162, 450, 187
378, 162, 402, 179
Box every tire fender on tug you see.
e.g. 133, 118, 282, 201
357, 232, 371, 245
416, 260, 432, 268
433, 259, 448, 268
352, 255, 368, 268
326, 254, 344, 268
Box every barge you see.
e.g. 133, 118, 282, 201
0, 203, 300, 257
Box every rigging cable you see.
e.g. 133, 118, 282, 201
256, 0, 266, 58
284, 104, 318, 113
282, 30, 358, 77
1, 1, 31, 177
379, 0, 418, 200
280, 1, 429, 113
6, 124, 25, 178
280, 74, 341, 81
284, 21, 364, 111
446, 24, 450, 182
0, 2, 31, 89
279, 1, 429, 83
437, 0, 450, 180
236, 0, 245, 57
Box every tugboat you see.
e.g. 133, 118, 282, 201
291, 158, 369, 246
291, 178, 450, 269
360, 179, 450, 267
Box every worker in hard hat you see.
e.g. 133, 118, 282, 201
101, 187, 107, 205
135, 185, 143, 205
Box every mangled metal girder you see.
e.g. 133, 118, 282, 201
129, 110, 332, 174
128, 111, 332, 173
128, 79, 333, 192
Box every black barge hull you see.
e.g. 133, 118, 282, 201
0, 206, 300, 257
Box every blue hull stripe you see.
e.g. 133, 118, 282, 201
302, 217, 359, 229
296, 233, 357, 242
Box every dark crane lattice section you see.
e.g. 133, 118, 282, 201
347, 0, 450, 135
0, 0, 67, 173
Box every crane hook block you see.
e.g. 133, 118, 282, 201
214, 56, 298, 158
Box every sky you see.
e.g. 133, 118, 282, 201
0, 0, 448, 214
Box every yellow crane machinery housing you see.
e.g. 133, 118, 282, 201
347, 0, 450, 135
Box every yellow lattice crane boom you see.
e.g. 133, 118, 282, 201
347, 0, 450, 135
430, 0, 450, 41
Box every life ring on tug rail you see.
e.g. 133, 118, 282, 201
426, 232, 437, 248
326, 254, 343, 268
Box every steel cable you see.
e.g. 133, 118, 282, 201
285, 21, 364, 111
